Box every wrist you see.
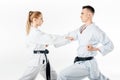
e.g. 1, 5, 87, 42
96, 48, 100, 51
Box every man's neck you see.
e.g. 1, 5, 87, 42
85, 20, 93, 26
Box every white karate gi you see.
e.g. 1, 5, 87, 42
19, 27, 68, 80
55, 23, 114, 80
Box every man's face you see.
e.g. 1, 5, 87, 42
80, 8, 90, 23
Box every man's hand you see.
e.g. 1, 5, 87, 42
87, 44, 99, 51
65, 36, 74, 41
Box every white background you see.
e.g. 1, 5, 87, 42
0, 0, 120, 80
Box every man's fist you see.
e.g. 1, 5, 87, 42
87, 44, 99, 51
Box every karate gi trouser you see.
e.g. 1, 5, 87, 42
57, 59, 109, 80
19, 54, 57, 80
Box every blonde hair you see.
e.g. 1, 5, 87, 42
26, 11, 42, 35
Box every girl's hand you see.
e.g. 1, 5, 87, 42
87, 44, 99, 51
65, 36, 74, 41
45, 44, 48, 47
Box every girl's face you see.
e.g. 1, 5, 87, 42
36, 15, 43, 27
33, 15, 43, 28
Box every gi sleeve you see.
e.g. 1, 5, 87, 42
36, 33, 70, 47
53, 35, 71, 48
95, 28, 114, 56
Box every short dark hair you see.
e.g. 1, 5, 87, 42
82, 5, 95, 14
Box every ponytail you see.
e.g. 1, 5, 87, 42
26, 11, 33, 35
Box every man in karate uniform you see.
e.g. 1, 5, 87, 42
55, 5, 114, 80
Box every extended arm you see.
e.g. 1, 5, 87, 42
53, 29, 79, 48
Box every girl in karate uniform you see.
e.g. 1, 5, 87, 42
19, 11, 69, 80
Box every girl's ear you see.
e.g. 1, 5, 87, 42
33, 18, 37, 22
